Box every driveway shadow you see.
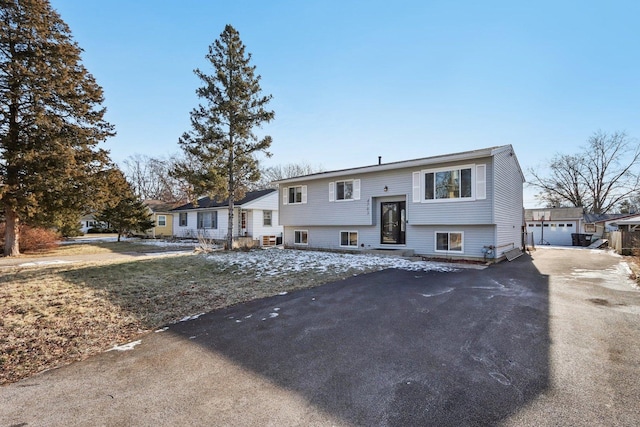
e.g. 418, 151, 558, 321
168, 255, 550, 425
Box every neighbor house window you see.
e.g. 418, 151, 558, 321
197, 211, 217, 229
340, 231, 358, 247
294, 230, 308, 245
263, 210, 272, 226
157, 215, 166, 227
179, 212, 187, 227
435, 232, 463, 253
284, 185, 307, 204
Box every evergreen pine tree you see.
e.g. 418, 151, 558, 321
172, 25, 274, 250
93, 168, 154, 242
0, 0, 114, 256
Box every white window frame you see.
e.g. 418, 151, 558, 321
434, 231, 464, 253
329, 179, 361, 202
419, 164, 478, 203
283, 185, 307, 205
197, 211, 218, 229
263, 210, 272, 227
157, 215, 166, 227
179, 212, 188, 227
340, 230, 359, 247
294, 230, 308, 245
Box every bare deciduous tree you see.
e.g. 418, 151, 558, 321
253, 162, 324, 189
529, 131, 640, 213
122, 154, 189, 203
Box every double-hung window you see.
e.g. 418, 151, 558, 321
435, 232, 463, 253
157, 215, 166, 227
179, 212, 187, 227
263, 210, 272, 226
197, 211, 217, 229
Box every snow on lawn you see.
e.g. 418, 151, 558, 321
206, 249, 455, 276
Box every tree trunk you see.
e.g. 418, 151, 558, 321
227, 201, 234, 250
4, 208, 20, 256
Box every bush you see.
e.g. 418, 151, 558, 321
0, 224, 60, 254
87, 227, 116, 234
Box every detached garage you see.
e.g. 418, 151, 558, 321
525, 207, 584, 246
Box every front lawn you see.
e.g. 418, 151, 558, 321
0, 247, 451, 384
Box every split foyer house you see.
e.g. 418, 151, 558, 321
171, 188, 283, 246
275, 145, 524, 261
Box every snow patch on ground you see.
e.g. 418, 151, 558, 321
18, 260, 73, 267
205, 249, 456, 276
107, 340, 142, 352
177, 313, 204, 323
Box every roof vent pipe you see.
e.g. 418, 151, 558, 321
378, 156, 382, 165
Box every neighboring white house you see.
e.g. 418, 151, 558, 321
171, 189, 283, 246
274, 145, 525, 262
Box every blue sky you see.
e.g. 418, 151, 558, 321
50, 0, 640, 207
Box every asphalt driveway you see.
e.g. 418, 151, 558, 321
1, 248, 639, 426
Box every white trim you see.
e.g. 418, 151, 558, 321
282, 188, 288, 205
476, 164, 486, 200
157, 215, 167, 227
301, 185, 307, 204
434, 231, 464, 253
353, 179, 361, 200
339, 230, 359, 248
412, 171, 421, 203
285, 185, 307, 205
333, 179, 360, 202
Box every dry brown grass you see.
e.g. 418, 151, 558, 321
0, 249, 367, 385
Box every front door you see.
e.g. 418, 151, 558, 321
381, 201, 406, 244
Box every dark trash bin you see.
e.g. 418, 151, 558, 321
581, 234, 593, 247
571, 233, 580, 246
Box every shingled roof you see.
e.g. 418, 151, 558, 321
171, 188, 276, 211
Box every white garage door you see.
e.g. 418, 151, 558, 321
526, 222, 577, 246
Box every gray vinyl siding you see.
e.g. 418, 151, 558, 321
283, 224, 496, 260
492, 148, 525, 256
279, 159, 494, 227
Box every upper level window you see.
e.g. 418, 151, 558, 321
337, 181, 353, 200
263, 210, 272, 226
426, 168, 472, 200
289, 186, 303, 203
414, 164, 484, 203
329, 179, 360, 201
283, 185, 307, 205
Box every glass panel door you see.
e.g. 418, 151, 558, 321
381, 202, 406, 244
